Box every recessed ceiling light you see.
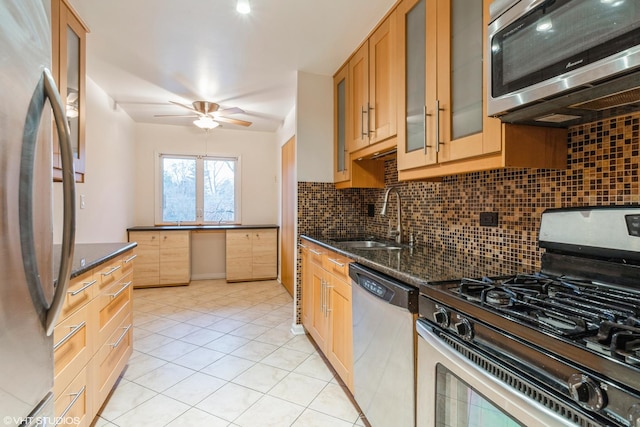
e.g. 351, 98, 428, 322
237, 0, 251, 14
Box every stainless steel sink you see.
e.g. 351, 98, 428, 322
337, 240, 402, 250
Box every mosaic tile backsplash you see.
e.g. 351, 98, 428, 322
295, 113, 640, 324
298, 112, 640, 268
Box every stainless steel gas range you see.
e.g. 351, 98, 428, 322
417, 206, 640, 427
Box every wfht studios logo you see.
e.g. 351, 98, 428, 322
3, 416, 81, 426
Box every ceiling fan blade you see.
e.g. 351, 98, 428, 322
169, 101, 198, 112
154, 114, 199, 118
214, 107, 244, 116
214, 116, 252, 127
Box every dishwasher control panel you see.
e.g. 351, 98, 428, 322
360, 277, 392, 300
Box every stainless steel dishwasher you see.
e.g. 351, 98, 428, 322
349, 263, 418, 427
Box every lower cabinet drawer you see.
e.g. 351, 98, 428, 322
59, 270, 96, 322
92, 312, 133, 412
96, 257, 124, 293
54, 366, 90, 427
54, 303, 90, 399
95, 275, 132, 345
322, 252, 352, 279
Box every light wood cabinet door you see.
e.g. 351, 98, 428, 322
368, 13, 397, 145
326, 273, 353, 392
349, 43, 370, 152
308, 263, 329, 350
435, 0, 501, 164
334, 65, 351, 184
160, 231, 191, 285
226, 230, 253, 281
128, 230, 190, 287
51, 0, 88, 183
300, 243, 313, 329
226, 228, 278, 282
348, 13, 398, 153
300, 242, 353, 391
396, 0, 567, 180
252, 229, 278, 280
128, 231, 160, 287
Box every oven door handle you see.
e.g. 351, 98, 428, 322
415, 319, 585, 427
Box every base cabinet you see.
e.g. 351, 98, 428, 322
226, 228, 278, 282
128, 230, 190, 287
53, 249, 135, 425
300, 240, 354, 391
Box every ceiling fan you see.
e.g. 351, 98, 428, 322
155, 100, 252, 129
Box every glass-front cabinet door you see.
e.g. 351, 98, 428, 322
396, 0, 438, 171
437, 0, 501, 163
52, 0, 88, 183
398, 0, 502, 172
333, 65, 350, 183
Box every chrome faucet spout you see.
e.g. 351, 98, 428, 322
380, 187, 402, 244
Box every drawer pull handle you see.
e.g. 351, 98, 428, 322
309, 249, 322, 255
299, 243, 308, 249
111, 324, 132, 348
53, 321, 86, 351
124, 254, 138, 264
68, 279, 97, 296
101, 265, 121, 277
59, 385, 86, 419
110, 281, 132, 299
328, 258, 345, 268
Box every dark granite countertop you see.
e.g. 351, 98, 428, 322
54, 242, 137, 278
301, 235, 532, 288
128, 224, 279, 231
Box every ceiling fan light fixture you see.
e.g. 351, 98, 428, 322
193, 117, 219, 129
236, 0, 251, 14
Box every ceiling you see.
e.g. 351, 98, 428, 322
71, 0, 397, 132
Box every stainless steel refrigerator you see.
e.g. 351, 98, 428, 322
1, 0, 76, 425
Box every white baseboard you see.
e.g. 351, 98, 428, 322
290, 324, 306, 335
190, 273, 226, 281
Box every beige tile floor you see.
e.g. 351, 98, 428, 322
94, 279, 364, 427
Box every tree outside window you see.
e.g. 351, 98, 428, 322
160, 154, 240, 224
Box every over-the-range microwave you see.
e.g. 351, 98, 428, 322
487, 0, 640, 127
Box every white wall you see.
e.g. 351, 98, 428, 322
277, 106, 296, 148
133, 123, 279, 226
296, 71, 333, 183
53, 77, 136, 243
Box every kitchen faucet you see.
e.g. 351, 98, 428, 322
381, 187, 402, 244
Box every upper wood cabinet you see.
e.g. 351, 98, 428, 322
348, 12, 398, 153
334, 65, 350, 184
396, 0, 567, 180
51, 0, 89, 183
334, 64, 386, 189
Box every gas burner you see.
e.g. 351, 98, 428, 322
484, 289, 511, 306
455, 277, 495, 302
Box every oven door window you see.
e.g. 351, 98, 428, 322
436, 364, 522, 427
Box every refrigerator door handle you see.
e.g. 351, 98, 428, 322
19, 68, 76, 336
43, 67, 76, 336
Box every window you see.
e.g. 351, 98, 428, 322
158, 154, 241, 224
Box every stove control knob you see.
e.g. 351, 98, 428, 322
627, 404, 640, 427
433, 308, 450, 328
454, 318, 473, 341
568, 374, 606, 411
